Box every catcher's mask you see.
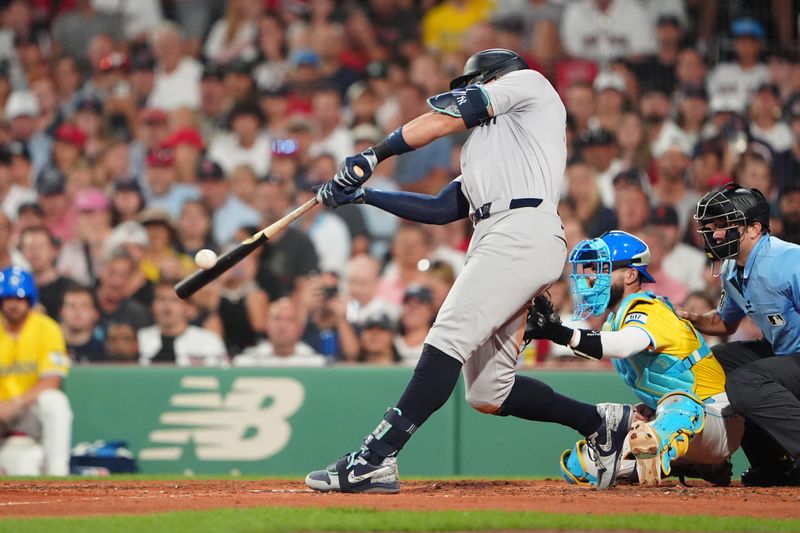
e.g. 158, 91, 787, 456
568, 231, 655, 320
449, 48, 528, 90
694, 183, 770, 261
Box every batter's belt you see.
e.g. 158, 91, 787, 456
470, 197, 551, 224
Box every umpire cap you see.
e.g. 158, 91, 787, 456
449, 48, 528, 90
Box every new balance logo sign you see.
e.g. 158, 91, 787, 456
457, 94, 468, 105
140, 376, 304, 461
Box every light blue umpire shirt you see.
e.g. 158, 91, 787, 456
717, 234, 800, 355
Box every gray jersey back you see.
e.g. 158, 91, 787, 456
458, 69, 566, 212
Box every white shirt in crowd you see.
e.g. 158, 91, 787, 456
232, 341, 325, 367
560, 0, 655, 63
208, 132, 272, 178
394, 335, 423, 367
596, 158, 628, 208
305, 212, 352, 276
662, 242, 708, 293
750, 122, 794, 153
138, 325, 228, 367
309, 127, 355, 165
706, 63, 769, 109
203, 19, 258, 64
148, 57, 202, 110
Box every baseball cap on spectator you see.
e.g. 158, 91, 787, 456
366, 61, 388, 80
54, 123, 88, 149
579, 128, 616, 148
593, 71, 626, 94
287, 116, 314, 133
649, 205, 679, 227
363, 311, 396, 332
271, 138, 300, 158
403, 284, 433, 304
692, 138, 723, 159
112, 176, 142, 194
140, 107, 168, 125
352, 124, 383, 145
291, 49, 320, 68
732, 17, 765, 40
75, 94, 103, 114
36, 167, 66, 196
75, 188, 110, 212
709, 93, 745, 115
225, 58, 253, 77
107, 220, 149, 251
137, 208, 176, 232
202, 63, 225, 81
146, 146, 176, 167
652, 133, 691, 158
707, 173, 733, 188
5, 90, 39, 120
639, 79, 671, 97
99, 52, 128, 72
164, 127, 205, 151
6, 140, 30, 161
612, 168, 648, 189
197, 158, 225, 181
656, 14, 682, 28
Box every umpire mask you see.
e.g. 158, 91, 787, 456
695, 184, 770, 261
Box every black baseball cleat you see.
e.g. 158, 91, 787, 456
305, 449, 400, 493
587, 403, 632, 490
741, 461, 800, 487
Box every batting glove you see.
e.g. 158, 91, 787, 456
523, 295, 574, 346
314, 181, 366, 209
334, 148, 378, 189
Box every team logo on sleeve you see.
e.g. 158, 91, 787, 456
624, 312, 648, 325
767, 314, 786, 327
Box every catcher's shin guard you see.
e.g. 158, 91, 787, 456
628, 391, 705, 485
560, 440, 597, 486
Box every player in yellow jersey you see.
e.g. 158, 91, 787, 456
526, 231, 744, 486
0, 266, 72, 475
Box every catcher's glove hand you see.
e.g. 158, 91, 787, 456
523, 295, 574, 346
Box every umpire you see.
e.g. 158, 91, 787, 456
680, 183, 800, 486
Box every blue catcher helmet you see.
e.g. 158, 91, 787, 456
568, 230, 655, 320
0, 266, 38, 305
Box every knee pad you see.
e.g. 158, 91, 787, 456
560, 439, 598, 486
652, 391, 705, 475
36, 389, 73, 421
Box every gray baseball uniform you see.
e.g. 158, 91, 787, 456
425, 69, 567, 411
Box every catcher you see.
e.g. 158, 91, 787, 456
526, 231, 743, 486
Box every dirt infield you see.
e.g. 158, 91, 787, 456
0, 479, 799, 519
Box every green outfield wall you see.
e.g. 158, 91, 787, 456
64, 366, 724, 477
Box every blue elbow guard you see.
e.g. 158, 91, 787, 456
427, 85, 491, 128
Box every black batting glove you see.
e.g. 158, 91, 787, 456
334, 149, 378, 189
314, 181, 366, 209
523, 295, 574, 346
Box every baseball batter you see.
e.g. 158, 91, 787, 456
526, 231, 744, 487
307, 49, 632, 493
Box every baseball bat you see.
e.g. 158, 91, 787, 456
174, 196, 319, 299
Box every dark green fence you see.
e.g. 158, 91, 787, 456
66, 367, 740, 477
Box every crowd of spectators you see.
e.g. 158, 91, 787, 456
0, 0, 799, 368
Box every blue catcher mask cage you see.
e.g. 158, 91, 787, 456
568, 231, 655, 320
569, 238, 613, 320
0, 266, 38, 305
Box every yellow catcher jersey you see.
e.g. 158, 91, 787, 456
610, 292, 726, 404
0, 310, 70, 401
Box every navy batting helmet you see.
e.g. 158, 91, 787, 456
449, 48, 529, 90
695, 183, 770, 260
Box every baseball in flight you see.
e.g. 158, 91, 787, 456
194, 249, 218, 270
